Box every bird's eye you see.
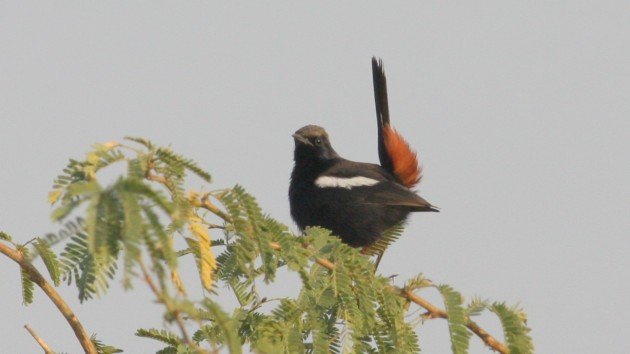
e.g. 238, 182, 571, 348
315, 138, 322, 145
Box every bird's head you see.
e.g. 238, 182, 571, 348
292, 125, 339, 163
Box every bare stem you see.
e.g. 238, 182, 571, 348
197, 193, 232, 223
138, 260, 196, 350
24, 324, 55, 354
0, 242, 97, 354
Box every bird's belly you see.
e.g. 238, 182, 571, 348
290, 187, 408, 247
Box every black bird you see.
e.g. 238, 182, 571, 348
289, 58, 438, 248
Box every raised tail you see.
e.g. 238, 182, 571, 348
372, 57, 422, 188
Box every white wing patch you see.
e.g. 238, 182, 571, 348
315, 176, 380, 189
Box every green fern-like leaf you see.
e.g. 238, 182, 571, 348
142, 204, 177, 269
466, 297, 489, 317
124, 136, 154, 149
155, 147, 212, 182
361, 222, 404, 256
85, 188, 123, 255
135, 328, 181, 347
375, 276, 419, 353
491, 302, 534, 354
60, 231, 118, 302
34, 238, 61, 286
405, 273, 432, 293
117, 178, 174, 215
51, 197, 85, 222
201, 299, 243, 354
90, 334, 123, 354
20, 267, 35, 306
155, 347, 178, 354
228, 278, 256, 307
220, 185, 264, 237
0, 231, 12, 241
42, 218, 85, 248
117, 188, 143, 289
437, 284, 471, 354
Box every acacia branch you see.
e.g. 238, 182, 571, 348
24, 324, 55, 354
138, 261, 191, 342
0, 242, 97, 354
401, 289, 508, 353
197, 193, 232, 224
138, 260, 204, 353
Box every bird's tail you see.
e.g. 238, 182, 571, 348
372, 57, 422, 188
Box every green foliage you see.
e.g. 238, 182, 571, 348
0, 231, 12, 241
360, 222, 404, 257
34, 238, 62, 286
20, 267, 35, 306
154, 147, 212, 183
42, 218, 85, 248
1, 137, 533, 354
59, 229, 118, 302
438, 285, 471, 354
136, 328, 181, 347
19, 247, 35, 305
490, 302, 534, 354
91, 334, 123, 354
466, 297, 489, 317
195, 300, 242, 354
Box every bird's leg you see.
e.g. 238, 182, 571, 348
373, 249, 385, 273
361, 245, 386, 274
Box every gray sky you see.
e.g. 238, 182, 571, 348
1, 2, 629, 353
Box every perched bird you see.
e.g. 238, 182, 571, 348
289, 58, 437, 248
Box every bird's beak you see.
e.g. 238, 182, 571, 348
292, 133, 312, 146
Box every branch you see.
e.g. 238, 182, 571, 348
401, 289, 508, 353
0, 242, 97, 354
24, 324, 55, 354
138, 259, 204, 353
197, 193, 232, 224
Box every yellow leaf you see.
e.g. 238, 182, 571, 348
171, 269, 187, 295
189, 218, 216, 291
48, 190, 62, 205
86, 151, 100, 165
102, 141, 119, 150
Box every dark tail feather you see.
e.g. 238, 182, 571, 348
372, 57, 423, 188
372, 57, 394, 173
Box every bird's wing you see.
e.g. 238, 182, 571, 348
321, 161, 437, 212
372, 57, 422, 188
324, 160, 396, 182
361, 181, 437, 211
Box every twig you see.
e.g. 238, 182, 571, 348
269, 241, 335, 270
400, 288, 507, 352
138, 260, 196, 351
138, 261, 190, 341
0, 242, 97, 354
198, 193, 232, 223
24, 324, 55, 354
